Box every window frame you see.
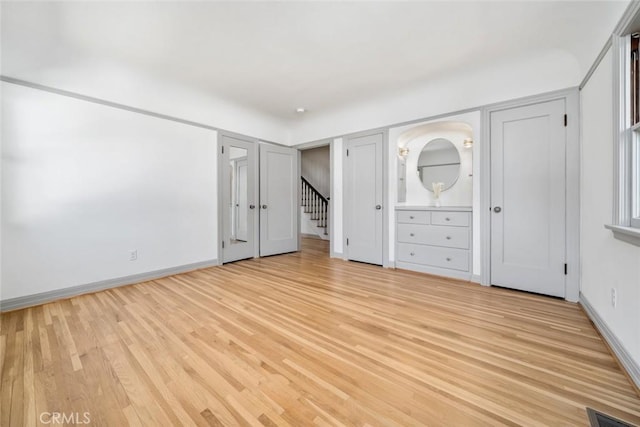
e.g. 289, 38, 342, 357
607, 33, 640, 245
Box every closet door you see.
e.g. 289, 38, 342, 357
344, 132, 384, 265
490, 99, 566, 297
259, 143, 299, 256
221, 134, 258, 263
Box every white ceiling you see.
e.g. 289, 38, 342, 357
1, 1, 628, 121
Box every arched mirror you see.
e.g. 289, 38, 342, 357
417, 138, 460, 191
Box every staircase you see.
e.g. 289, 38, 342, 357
301, 177, 328, 237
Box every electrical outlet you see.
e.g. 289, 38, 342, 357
611, 288, 617, 308
129, 250, 138, 261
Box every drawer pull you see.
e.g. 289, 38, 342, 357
446, 257, 452, 261
410, 233, 415, 237
409, 216, 414, 219
446, 236, 451, 240
410, 252, 415, 256
445, 217, 451, 221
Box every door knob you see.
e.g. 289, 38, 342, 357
375, 205, 382, 210
249, 204, 256, 209
261, 204, 268, 209
493, 206, 502, 213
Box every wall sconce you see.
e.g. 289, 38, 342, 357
398, 147, 409, 158
463, 138, 474, 148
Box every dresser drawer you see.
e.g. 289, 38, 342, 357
431, 211, 470, 227
396, 210, 430, 224
397, 224, 469, 249
397, 243, 470, 271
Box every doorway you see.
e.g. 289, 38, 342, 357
300, 144, 331, 254
219, 133, 299, 264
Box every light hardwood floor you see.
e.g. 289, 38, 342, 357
1, 238, 639, 426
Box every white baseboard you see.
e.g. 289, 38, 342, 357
301, 233, 329, 240
580, 292, 640, 391
471, 274, 482, 284
0, 259, 219, 312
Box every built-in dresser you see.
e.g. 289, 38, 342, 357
395, 206, 472, 280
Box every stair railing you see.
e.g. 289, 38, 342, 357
301, 177, 329, 234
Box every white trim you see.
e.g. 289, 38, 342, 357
580, 37, 613, 90
0, 75, 286, 145
565, 90, 581, 303
613, 0, 640, 36
612, 35, 632, 226
382, 129, 390, 268
580, 293, 640, 391
480, 88, 581, 301
605, 224, 640, 246
0, 259, 219, 312
480, 107, 491, 286
294, 138, 333, 151
329, 140, 339, 259
609, 31, 640, 245
297, 149, 303, 250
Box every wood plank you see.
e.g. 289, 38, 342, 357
1, 238, 639, 425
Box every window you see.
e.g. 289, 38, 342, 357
607, 32, 640, 245
630, 34, 640, 229
632, 129, 640, 228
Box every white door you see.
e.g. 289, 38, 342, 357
345, 132, 383, 265
221, 135, 258, 263
260, 143, 298, 256
490, 99, 566, 297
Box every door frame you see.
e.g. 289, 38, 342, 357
480, 87, 580, 301
342, 128, 390, 268
217, 131, 260, 263
295, 140, 333, 251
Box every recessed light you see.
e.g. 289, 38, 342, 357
296, 107, 306, 113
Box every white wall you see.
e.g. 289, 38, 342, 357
580, 49, 640, 365
396, 122, 473, 207
6, 64, 289, 144
2, 2, 288, 144
290, 49, 581, 144
1, 83, 218, 301
301, 145, 330, 197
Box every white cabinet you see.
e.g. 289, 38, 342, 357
395, 206, 472, 280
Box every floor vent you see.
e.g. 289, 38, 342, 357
587, 408, 636, 427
